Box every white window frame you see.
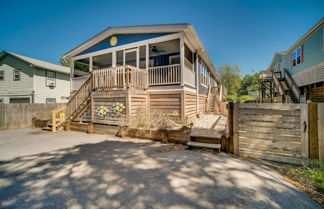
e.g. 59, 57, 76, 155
292, 47, 301, 67
0, 98, 4, 103
46, 71, 56, 87
46, 98, 56, 103
200, 63, 209, 87
13, 69, 21, 81
0, 71, 4, 81
169, 55, 180, 65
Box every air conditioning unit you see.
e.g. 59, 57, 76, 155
48, 80, 55, 87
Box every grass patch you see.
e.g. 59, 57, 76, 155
287, 160, 324, 191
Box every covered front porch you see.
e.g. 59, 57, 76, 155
70, 33, 196, 92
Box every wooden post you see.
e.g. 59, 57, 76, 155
180, 35, 184, 86
308, 103, 318, 159
300, 104, 309, 159
318, 103, 324, 162
227, 102, 234, 153
90, 92, 94, 124
181, 91, 185, 123
52, 111, 56, 132
233, 103, 239, 155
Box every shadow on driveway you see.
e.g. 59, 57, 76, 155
0, 134, 321, 209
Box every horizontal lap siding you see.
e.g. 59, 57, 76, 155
130, 91, 147, 118
149, 92, 181, 122
237, 103, 303, 164
198, 95, 207, 115
184, 92, 197, 123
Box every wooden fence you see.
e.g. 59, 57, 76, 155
0, 103, 65, 130
228, 102, 324, 164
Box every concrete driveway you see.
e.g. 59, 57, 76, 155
0, 128, 321, 209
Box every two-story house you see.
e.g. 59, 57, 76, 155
260, 18, 324, 103
0, 51, 72, 103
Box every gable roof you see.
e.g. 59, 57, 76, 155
0, 51, 70, 74
63, 23, 220, 81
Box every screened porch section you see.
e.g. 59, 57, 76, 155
70, 38, 195, 91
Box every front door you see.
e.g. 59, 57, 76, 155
124, 48, 139, 68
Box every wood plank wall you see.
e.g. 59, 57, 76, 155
184, 92, 197, 123
236, 103, 305, 164
0, 103, 65, 130
148, 91, 182, 122
198, 95, 207, 115
129, 90, 148, 124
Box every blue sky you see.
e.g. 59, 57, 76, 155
1, 0, 323, 75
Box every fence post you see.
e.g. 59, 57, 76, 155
300, 104, 309, 159
52, 111, 56, 133
318, 103, 324, 162
233, 103, 239, 155
308, 103, 318, 159
227, 102, 234, 153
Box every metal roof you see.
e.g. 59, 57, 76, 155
0, 51, 70, 74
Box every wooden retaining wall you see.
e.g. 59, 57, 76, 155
234, 103, 308, 164
0, 103, 65, 130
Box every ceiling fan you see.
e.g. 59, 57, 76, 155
151, 46, 166, 54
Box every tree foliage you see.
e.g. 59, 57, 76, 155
217, 64, 260, 103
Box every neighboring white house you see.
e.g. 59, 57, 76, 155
0, 51, 71, 103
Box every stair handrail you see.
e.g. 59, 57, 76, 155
283, 69, 300, 102
272, 70, 285, 96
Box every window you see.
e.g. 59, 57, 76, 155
46, 98, 56, 103
46, 71, 56, 87
0, 71, 4, 81
200, 62, 209, 86
10, 97, 30, 103
169, 55, 180, 65
292, 46, 303, 67
13, 69, 20, 80
0, 98, 3, 103
184, 44, 193, 71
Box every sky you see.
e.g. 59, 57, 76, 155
1, 0, 323, 75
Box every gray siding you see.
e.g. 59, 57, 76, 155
0, 54, 34, 98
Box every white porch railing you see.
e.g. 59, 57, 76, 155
148, 64, 181, 86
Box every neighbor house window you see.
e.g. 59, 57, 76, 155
0, 71, 4, 81
46, 71, 56, 87
13, 69, 21, 80
46, 98, 56, 103
292, 45, 303, 67
0, 98, 3, 103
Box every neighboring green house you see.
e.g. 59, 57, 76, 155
0, 51, 71, 103
260, 18, 324, 103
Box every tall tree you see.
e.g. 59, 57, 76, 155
239, 73, 260, 96
217, 64, 242, 97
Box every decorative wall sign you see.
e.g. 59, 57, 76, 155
110, 36, 117, 46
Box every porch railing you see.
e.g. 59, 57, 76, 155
148, 64, 181, 86
92, 65, 148, 90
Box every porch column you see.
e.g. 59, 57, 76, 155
112, 51, 116, 67
146, 43, 149, 87
70, 58, 74, 93
180, 34, 185, 86
196, 53, 199, 115
89, 56, 93, 72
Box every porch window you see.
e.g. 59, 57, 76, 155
93, 53, 112, 69
13, 69, 20, 81
46, 71, 56, 87
0, 71, 4, 81
74, 58, 90, 75
116, 50, 124, 66
139, 46, 146, 69
149, 39, 180, 67
184, 44, 193, 71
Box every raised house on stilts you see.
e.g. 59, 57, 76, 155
53, 24, 226, 130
